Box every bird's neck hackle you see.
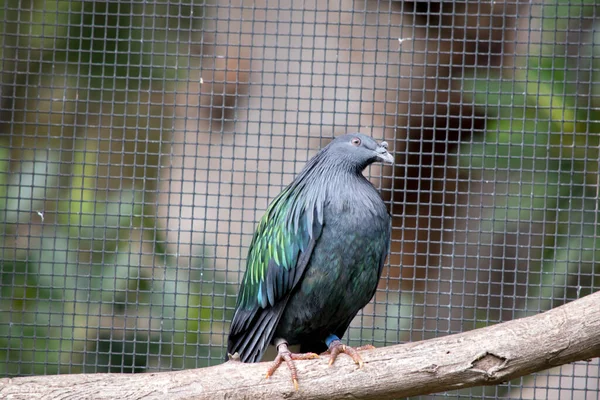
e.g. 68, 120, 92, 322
296, 144, 371, 185
282, 145, 380, 229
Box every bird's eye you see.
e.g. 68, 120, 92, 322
351, 137, 361, 146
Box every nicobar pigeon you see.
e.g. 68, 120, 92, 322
226, 133, 393, 389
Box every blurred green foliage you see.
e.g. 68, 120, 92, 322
459, 51, 600, 323
0, 0, 239, 376
452, 0, 600, 397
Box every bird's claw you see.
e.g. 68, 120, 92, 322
265, 345, 319, 391
325, 340, 373, 368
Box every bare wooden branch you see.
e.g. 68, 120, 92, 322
1, 291, 599, 400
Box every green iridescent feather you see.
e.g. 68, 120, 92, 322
236, 183, 322, 312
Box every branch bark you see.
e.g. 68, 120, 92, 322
1, 291, 599, 400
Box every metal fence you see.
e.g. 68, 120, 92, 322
0, 0, 599, 398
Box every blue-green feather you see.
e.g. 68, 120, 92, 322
235, 185, 322, 313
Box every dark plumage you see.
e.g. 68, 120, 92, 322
227, 133, 393, 387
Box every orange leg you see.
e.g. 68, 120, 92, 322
322, 335, 375, 368
265, 339, 319, 391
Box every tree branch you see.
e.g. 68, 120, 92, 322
1, 291, 599, 400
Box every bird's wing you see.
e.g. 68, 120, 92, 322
227, 187, 323, 362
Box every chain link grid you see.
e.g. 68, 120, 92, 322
0, 1, 598, 398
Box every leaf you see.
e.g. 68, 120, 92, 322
1, 150, 61, 225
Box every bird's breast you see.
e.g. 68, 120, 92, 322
274, 188, 389, 344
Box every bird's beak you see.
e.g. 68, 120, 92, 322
375, 141, 394, 164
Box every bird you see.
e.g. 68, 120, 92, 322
226, 133, 393, 389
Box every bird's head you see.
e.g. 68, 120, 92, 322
322, 133, 394, 172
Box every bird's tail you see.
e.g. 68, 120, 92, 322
225, 296, 289, 363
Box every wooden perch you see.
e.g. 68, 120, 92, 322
1, 291, 599, 400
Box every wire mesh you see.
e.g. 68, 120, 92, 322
0, 0, 599, 398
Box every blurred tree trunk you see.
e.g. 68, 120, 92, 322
158, 0, 528, 311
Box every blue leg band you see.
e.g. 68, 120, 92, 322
325, 334, 340, 348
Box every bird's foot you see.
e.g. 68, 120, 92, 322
265, 341, 319, 391
355, 344, 376, 352
319, 344, 374, 357
324, 336, 374, 368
